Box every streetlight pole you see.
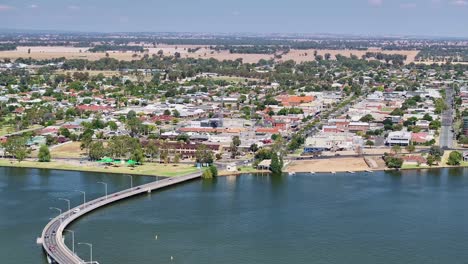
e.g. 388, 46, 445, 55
49, 207, 62, 223
75, 190, 86, 206
78, 242, 93, 264
126, 175, 133, 188
64, 229, 75, 254
97, 182, 108, 199
58, 198, 71, 212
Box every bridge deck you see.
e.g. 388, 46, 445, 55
40, 172, 202, 264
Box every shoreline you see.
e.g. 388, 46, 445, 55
1, 159, 466, 178
220, 165, 468, 176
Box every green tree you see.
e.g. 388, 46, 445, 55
172, 109, 180, 118
58, 127, 71, 138
426, 155, 437, 166
405, 144, 416, 153
249, 143, 259, 153
360, 114, 375, 122
4, 136, 30, 162
447, 151, 462, 166
365, 140, 374, 147
88, 141, 106, 161
176, 134, 190, 143
126, 117, 143, 137
38, 145, 51, 162
126, 110, 137, 119
202, 168, 213, 179
107, 121, 118, 131
429, 146, 444, 161
145, 139, 160, 162
384, 156, 403, 169
209, 165, 218, 177
391, 145, 402, 155
195, 145, 214, 165
131, 146, 145, 164
173, 153, 181, 163
422, 113, 433, 121
390, 108, 404, 116
270, 152, 282, 174
230, 136, 241, 158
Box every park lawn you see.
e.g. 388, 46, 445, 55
0, 124, 43, 136
0, 126, 12, 136
50, 142, 86, 158
0, 159, 199, 177
401, 164, 424, 169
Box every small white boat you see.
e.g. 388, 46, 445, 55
347, 171, 355, 174
289, 172, 296, 176
310, 171, 316, 174
331, 171, 336, 174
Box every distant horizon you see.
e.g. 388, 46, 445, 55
1, 0, 468, 38
1, 27, 468, 40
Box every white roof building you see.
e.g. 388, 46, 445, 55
386, 131, 412, 146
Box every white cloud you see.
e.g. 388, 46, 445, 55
29, 4, 38, 8
452, 0, 468, 6
368, 0, 383, 7
0, 5, 13, 11
400, 3, 417, 8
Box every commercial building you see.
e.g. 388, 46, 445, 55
386, 131, 412, 146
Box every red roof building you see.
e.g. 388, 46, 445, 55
76, 105, 113, 112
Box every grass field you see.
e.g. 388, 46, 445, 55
0, 124, 43, 136
50, 142, 85, 158
0, 159, 200, 177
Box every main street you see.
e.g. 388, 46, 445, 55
440, 87, 455, 149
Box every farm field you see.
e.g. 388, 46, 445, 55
0, 45, 420, 64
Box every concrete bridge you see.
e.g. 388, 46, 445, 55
38, 172, 202, 264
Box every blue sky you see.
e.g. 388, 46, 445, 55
1, 0, 467, 37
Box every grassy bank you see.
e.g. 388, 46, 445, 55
0, 159, 200, 177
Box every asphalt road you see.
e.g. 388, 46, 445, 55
440, 87, 455, 149
40, 172, 202, 264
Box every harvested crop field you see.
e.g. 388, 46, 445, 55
0, 45, 419, 64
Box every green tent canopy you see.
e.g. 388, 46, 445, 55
126, 160, 137, 165
99, 157, 114, 163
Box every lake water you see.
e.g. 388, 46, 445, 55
1, 167, 468, 264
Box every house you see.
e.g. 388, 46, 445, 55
415, 120, 431, 130
403, 155, 427, 165
348, 122, 370, 133
386, 131, 412, 146
412, 132, 434, 144
255, 127, 280, 135
279, 95, 314, 107
257, 159, 271, 170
